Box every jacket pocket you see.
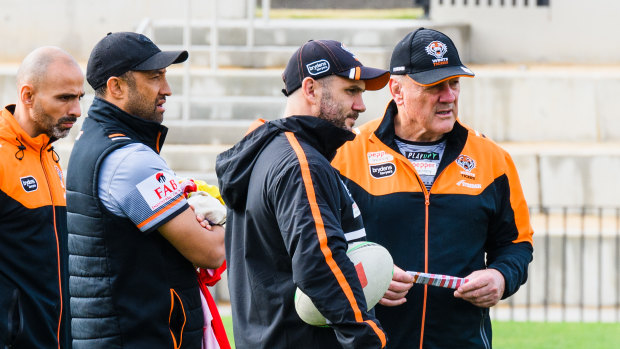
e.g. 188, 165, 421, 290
3, 289, 24, 347
168, 289, 187, 349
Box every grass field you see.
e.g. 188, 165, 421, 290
221, 317, 620, 348
256, 8, 424, 20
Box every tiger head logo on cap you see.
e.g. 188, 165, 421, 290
425, 41, 448, 60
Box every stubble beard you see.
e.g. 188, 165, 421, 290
32, 100, 75, 139
317, 88, 357, 131
125, 88, 164, 124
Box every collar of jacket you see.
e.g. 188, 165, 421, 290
372, 100, 469, 174
87, 97, 168, 154
1, 104, 54, 154
373, 100, 467, 153
216, 115, 355, 211
272, 115, 356, 161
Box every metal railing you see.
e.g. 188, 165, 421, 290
491, 206, 620, 322
135, 0, 272, 120
435, 0, 550, 7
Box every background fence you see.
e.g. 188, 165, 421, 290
491, 206, 620, 322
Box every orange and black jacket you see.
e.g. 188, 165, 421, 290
216, 116, 387, 349
332, 101, 534, 349
0, 105, 71, 348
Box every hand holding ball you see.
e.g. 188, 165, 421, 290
294, 241, 393, 326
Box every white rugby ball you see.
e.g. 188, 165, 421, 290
294, 241, 394, 326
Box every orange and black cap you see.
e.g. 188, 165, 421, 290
390, 28, 474, 86
282, 39, 390, 96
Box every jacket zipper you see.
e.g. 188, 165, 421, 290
380, 140, 452, 349
408, 158, 444, 349
480, 309, 491, 349
40, 145, 63, 349
418, 183, 430, 349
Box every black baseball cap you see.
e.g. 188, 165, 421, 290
281, 40, 390, 96
390, 28, 474, 86
86, 32, 188, 90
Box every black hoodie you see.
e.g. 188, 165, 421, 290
216, 116, 387, 348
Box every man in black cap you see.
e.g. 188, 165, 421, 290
216, 40, 392, 348
333, 28, 534, 348
65, 32, 225, 348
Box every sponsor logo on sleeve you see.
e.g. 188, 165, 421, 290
20, 176, 38, 192
306, 59, 330, 76
136, 171, 182, 210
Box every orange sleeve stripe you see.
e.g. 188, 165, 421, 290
245, 118, 267, 136
137, 196, 184, 229
284, 132, 366, 323
108, 133, 126, 138
364, 320, 387, 348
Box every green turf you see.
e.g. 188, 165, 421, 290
492, 321, 620, 349
222, 315, 235, 347
222, 317, 620, 349
255, 8, 424, 20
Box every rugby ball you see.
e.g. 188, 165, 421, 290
294, 241, 394, 326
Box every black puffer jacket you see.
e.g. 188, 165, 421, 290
66, 98, 202, 349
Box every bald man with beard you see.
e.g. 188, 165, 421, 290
0, 47, 84, 348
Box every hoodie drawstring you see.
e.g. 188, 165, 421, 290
48, 146, 60, 163
14, 137, 26, 160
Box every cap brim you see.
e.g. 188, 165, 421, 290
133, 50, 188, 71
408, 65, 474, 86
336, 66, 390, 91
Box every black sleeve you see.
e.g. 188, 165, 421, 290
270, 158, 386, 349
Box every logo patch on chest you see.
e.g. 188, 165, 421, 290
456, 155, 476, 171
367, 151, 394, 165
369, 163, 396, 178
20, 176, 38, 192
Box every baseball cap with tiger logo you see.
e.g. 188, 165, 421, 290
390, 27, 474, 86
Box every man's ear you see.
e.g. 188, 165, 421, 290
19, 84, 35, 107
300, 76, 319, 104
389, 78, 404, 105
106, 76, 126, 99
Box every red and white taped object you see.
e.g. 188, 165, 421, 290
406, 271, 469, 289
